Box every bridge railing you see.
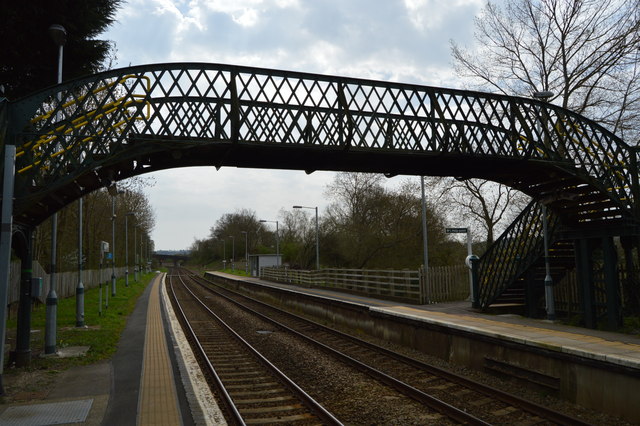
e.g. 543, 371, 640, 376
9, 64, 635, 207
476, 200, 561, 308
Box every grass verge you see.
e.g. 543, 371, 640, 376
4, 271, 160, 374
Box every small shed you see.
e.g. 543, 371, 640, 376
248, 254, 282, 277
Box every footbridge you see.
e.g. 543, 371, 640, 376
2, 63, 639, 329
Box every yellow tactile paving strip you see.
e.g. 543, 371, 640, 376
374, 305, 640, 369
138, 274, 182, 426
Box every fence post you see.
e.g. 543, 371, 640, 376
419, 265, 428, 304
470, 256, 480, 308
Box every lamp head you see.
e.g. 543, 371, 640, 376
532, 90, 554, 100
48, 24, 67, 47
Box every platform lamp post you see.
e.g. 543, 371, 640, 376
108, 184, 119, 296
76, 191, 85, 327
259, 220, 279, 266
229, 235, 235, 270
140, 231, 144, 275
420, 176, 429, 304
44, 24, 67, 355
532, 90, 556, 321
293, 205, 319, 270
241, 231, 248, 275
125, 212, 135, 287
133, 224, 138, 281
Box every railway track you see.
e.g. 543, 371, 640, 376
176, 268, 593, 426
166, 270, 342, 425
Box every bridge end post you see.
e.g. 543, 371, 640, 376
0, 143, 16, 393
575, 238, 596, 328
603, 236, 622, 330
470, 256, 480, 309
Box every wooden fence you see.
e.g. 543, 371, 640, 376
422, 265, 471, 303
260, 265, 470, 304
8, 260, 128, 304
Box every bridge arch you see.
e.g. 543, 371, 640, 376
2, 62, 639, 327
4, 62, 638, 227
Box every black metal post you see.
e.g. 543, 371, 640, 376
15, 227, 33, 367
602, 236, 621, 329
575, 238, 596, 328
470, 255, 480, 309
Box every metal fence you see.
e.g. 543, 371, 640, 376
260, 265, 470, 304
8, 260, 127, 304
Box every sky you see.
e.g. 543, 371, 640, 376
102, 0, 485, 250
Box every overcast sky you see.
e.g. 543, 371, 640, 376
103, 0, 484, 250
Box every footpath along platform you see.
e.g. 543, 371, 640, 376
0, 273, 222, 426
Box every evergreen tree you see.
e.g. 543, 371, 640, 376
0, 0, 123, 99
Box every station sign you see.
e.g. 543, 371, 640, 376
446, 227, 468, 234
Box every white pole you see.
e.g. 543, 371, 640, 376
420, 177, 429, 304
0, 145, 16, 391
76, 197, 84, 327
542, 205, 556, 320
467, 228, 473, 301
45, 34, 65, 355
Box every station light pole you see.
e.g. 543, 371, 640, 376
241, 231, 248, 275
133, 225, 138, 281
259, 219, 279, 266
45, 24, 67, 355
140, 232, 144, 275
221, 239, 226, 269
229, 235, 235, 270
420, 177, 429, 304
293, 205, 319, 270
108, 184, 119, 296
532, 90, 556, 321
125, 212, 135, 287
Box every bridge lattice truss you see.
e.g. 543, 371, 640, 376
6, 63, 638, 227
3, 63, 639, 311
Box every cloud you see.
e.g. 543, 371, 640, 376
103, 0, 483, 248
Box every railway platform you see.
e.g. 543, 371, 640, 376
204, 271, 640, 423
2, 269, 640, 424
207, 271, 640, 370
0, 273, 221, 426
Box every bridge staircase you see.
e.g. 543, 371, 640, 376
477, 169, 639, 324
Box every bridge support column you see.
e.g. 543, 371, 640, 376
575, 238, 596, 329
621, 236, 640, 314
14, 226, 34, 367
524, 271, 541, 318
602, 236, 621, 330
574, 236, 622, 330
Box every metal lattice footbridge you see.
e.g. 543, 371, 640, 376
2, 63, 639, 327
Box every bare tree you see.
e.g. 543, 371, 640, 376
324, 173, 449, 269
443, 0, 639, 247
451, 0, 640, 142
429, 177, 530, 246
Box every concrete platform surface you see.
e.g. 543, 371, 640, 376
0, 273, 209, 426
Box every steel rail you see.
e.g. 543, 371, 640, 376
169, 268, 343, 426
184, 269, 490, 425
166, 272, 245, 425
190, 269, 593, 426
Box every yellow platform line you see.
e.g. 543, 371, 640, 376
138, 274, 182, 425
